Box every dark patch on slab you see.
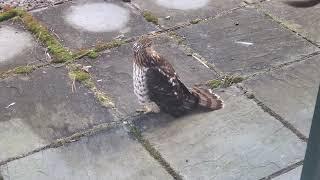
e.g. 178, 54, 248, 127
0, 20, 47, 73
0, 126, 172, 179
176, 7, 318, 75
79, 35, 217, 116
243, 55, 320, 137
32, 0, 157, 50
132, 0, 243, 28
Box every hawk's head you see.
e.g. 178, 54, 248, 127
133, 36, 152, 53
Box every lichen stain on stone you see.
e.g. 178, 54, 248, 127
65, 3, 130, 32
156, 0, 209, 10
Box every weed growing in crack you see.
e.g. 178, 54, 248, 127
207, 75, 244, 89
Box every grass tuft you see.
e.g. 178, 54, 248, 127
190, 18, 201, 24
207, 75, 244, 89
87, 50, 98, 59
69, 69, 90, 82
143, 11, 158, 25
13, 65, 34, 74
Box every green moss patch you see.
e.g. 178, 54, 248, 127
94, 39, 126, 52
20, 13, 73, 63
207, 75, 244, 89
68, 64, 114, 108
143, 11, 158, 25
13, 65, 35, 74
0, 9, 17, 22
69, 69, 90, 82
87, 50, 98, 59
190, 18, 201, 24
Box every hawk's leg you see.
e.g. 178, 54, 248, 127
136, 102, 160, 114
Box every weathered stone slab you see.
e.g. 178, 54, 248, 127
80, 35, 217, 116
273, 166, 302, 180
132, 0, 243, 28
32, 0, 157, 50
260, 0, 320, 46
244, 55, 320, 137
176, 7, 318, 75
0, 127, 172, 180
0, 67, 115, 162
0, 21, 46, 72
133, 86, 306, 180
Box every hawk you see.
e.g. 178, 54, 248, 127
132, 36, 223, 117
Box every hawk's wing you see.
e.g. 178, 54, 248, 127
145, 53, 197, 114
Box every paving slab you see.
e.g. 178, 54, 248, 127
32, 0, 157, 50
0, 67, 115, 162
80, 35, 217, 116
244, 55, 320, 137
132, 0, 243, 28
0, 21, 47, 72
133, 86, 306, 180
273, 166, 302, 180
0, 126, 172, 180
176, 7, 318, 75
260, 0, 320, 46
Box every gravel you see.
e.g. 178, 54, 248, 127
0, 0, 68, 11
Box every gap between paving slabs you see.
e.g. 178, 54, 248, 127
0, 120, 122, 166
255, 3, 320, 49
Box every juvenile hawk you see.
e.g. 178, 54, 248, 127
132, 36, 223, 117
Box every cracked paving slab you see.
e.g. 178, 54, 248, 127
131, 0, 243, 28
243, 55, 320, 137
31, 0, 157, 50
176, 7, 318, 75
0, 21, 47, 73
79, 35, 217, 116
0, 126, 172, 180
132, 86, 306, 180
259, 0, 320, 46
273, 166, 302, 180
0, 66, 115, 162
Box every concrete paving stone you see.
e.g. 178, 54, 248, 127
79, 35, 217, 116
131, 0, 243, 28
0, 21, 47, 73
0, 67, 115, 162
272, 166, 302, 180
0, 126, 172, 180
260, 0, 320, 46
176, 7, 318, 75
243, 55, 320, 137
132, 86, 306, 180
32, 0, 157, 50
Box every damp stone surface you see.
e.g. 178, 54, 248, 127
155, 0, 209, 10
132, 0, 243, 27
0, 23, 46, 72
32, 0, 156, 50
0, 26, 32, 63
65, 3, 130, 32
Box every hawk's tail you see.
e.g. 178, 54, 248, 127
191, 87, 223, 110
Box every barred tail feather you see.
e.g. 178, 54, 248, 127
192, 87, 223, 110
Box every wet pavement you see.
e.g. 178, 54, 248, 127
0, 0, 319, 179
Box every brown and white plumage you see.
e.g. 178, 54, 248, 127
132, 36, 223, 117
